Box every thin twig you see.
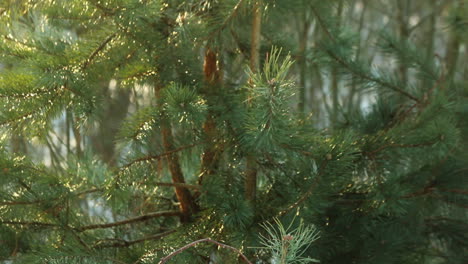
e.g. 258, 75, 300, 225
363, 141, 436, 157
81, 33, 117, 70
204, 0, 246, 42
77, 211, 181, 231
158, 238, 253, 264
120, 142, 201, 170
278, 159, 329, 216
93, 230, 175, 248
154, 182, 201, 190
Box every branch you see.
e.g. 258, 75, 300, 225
77, 211, 181, 232
439, 188, 468, 195
81, 32, 117, 70
278, 159, 329, 216
93, 230, 175, 248
205, 0, 246, 42
158, 238, 253, 264
0, 111, 35, 126
154, 182, 201, 190
1, 221, 60, 228
310, 6, 420, 102
120, 142, 201, 170
363, 140, 437, 157
0, 188, 103, 206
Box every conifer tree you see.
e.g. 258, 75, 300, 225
0, 1, 467, 263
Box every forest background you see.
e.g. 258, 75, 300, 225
0, 0, 467, 263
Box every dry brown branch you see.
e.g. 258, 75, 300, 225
77, 211, 181, 231
158, 238, 252, 264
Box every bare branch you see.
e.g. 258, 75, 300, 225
154, 182, 201, 190
93, 230, 175, 248
78, 211, 181, 232
158, 238, 253, 264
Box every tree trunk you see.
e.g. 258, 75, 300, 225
245, 0, 262, 203
199, 48, 222, 185
155, 85, 198, 222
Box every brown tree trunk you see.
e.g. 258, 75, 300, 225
199, 48, 223, 185
245, 0, 262, 203
297, 12, 311, 115
330, 2, 343, 126
155, 85, 198, 222
397, 0, 409, 86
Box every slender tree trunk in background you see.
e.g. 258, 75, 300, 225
155, 85, 198, 222
250, 1, 262, 72
330, 2, 343, 126
90, 82, 131, 166
72, 114, 83, 158
425, 0, 436, 60
422, 0, 437, 91
65, 110, 71, 156
348, 0, 367, 111
45, 135, 60, 168
11, 133, 27, 155
200, 48, 222, 185
397, 0, 409, 86
446, 9, 461, 81
298, 12, 310, 116
312, 64, 324, 124
245, 0, 262, 203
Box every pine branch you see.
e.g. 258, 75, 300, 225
204, 0, 246, 41
81, 32, 117, 70
278, 158, 329, 216
93, 230, 175, 248
0, 188, 102, 206
77, 211, 181, 232
119, 142, 201, 170
0, 221, 60, 228
158, 238, 253, 264
3, 35, 53, 55
310, 6, 420, 102
153, 182, 201, 190
0, 110, 35, 126
363, 140, 438, 157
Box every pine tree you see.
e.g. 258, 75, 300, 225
0, 1, 467, 263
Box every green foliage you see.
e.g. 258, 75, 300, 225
243, 48, 295, 151
163, 82, 207, 128
0, 1, 467, 264
258, 218, 320, 264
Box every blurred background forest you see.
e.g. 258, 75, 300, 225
2, 0, 466, 163
0, 0, 467, 263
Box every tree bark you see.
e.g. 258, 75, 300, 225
298, 12, 311, 115
155, 85, 198, 222
397, 0, 409, 86
330, 2, 343, 126
199, 48, 223, 186
245, 0, 262, 203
